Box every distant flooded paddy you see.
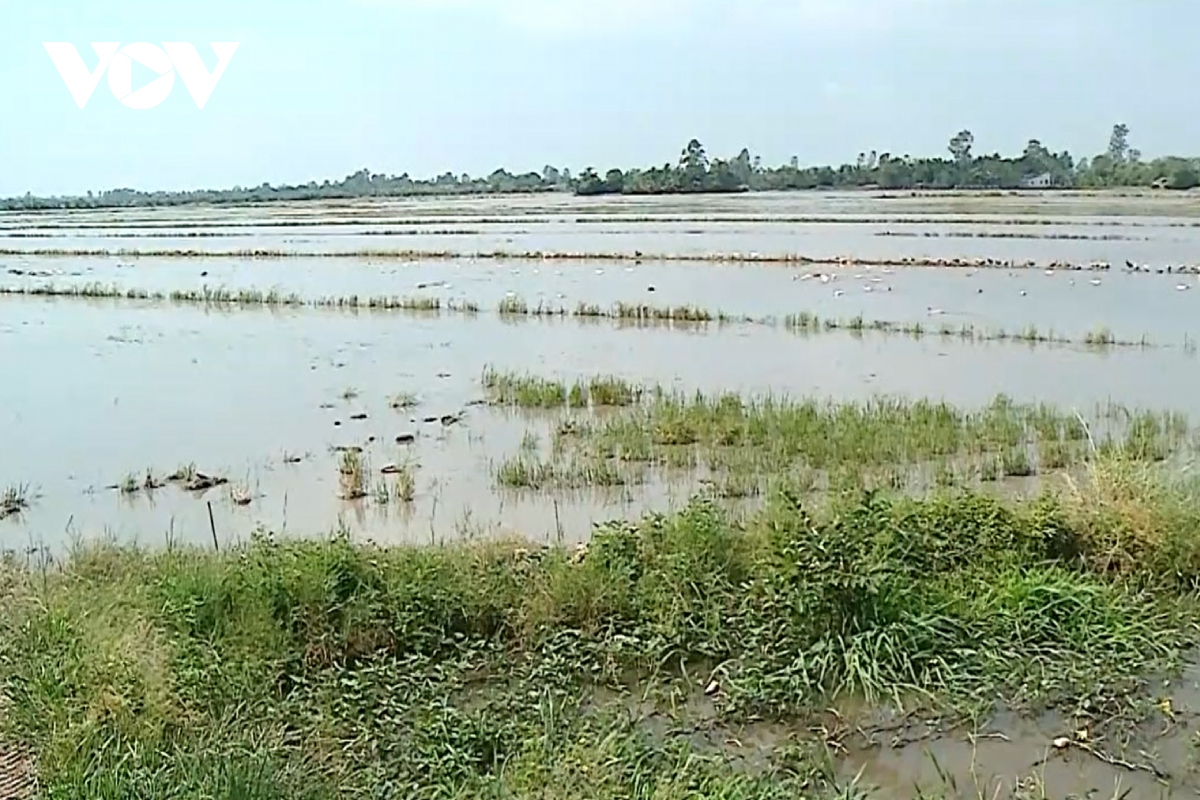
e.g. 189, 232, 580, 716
6, 190, 1200, 267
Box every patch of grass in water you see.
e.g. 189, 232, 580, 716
583, 375, 641, 407
389, 391, 419, 410
1085, 326, 1117, 346
492, 455, 636, 490
481, 367, 566, 408
481, 369, 641, 410
376, 463, 416, 505
0, 483, 32, 519
338, 449, 368, 500
118, 472, 139, 494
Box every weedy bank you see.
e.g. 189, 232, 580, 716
3, 451, 1200, 797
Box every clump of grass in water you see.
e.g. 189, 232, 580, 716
612, 302, 713, 323
482, 368, 642, 410
497, 295, 529, 316
493, 455, 635, 490
118, 472, 139, 494
583, 375, 641, 407
167, 462, 197, 483
0, 484, 31, 519
783, 311, 822, 333
389, 391, 419, 410
338, 449, 368, 500
393, 462, 417, 503
447, 299, 480, 314
481, 366, 566, 408
374, 465, 415, 505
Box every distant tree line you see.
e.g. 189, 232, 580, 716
3, 124, 1198, 211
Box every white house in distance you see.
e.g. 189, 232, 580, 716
1021, 172, 1054, 189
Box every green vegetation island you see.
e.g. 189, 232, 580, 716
3, 123, 1198, 212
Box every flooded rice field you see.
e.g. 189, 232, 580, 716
8, 189, 1200, 267
10, 190, 1200, 798
3, 191, 1200, 554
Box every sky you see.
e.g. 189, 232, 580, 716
0, 0, 1196, 196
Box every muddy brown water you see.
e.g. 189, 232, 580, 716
841, 661, 1200, 798
1, 192, 1200, 554
1, 296, 1199, 553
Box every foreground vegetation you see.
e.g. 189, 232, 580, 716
4, 450, 1200, 797
5, 376, 1200, 796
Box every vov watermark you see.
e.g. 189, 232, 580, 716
43, 42, 239, 109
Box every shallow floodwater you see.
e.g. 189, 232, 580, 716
0, 295, 1198, 551
843, 659, 1200, 798
3, 192, 1200, 551
3, 254, 1200, 345
5, 190, 1200, 267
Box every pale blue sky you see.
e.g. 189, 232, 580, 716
0, 0, 1195, 196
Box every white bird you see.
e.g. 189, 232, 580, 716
1019, 290, 1027, 296
820, 274, 831, 284
1090, 278, 1102, 286
1177, 284, 1190, 291
927, 306, 944, 315
834, 290, 845, 297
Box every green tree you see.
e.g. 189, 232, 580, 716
679, 139, 709, 190
1169, 165, 1200, 190
948, 130, 974, 163
1108, 123, 1131, 164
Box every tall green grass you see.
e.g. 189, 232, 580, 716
2, 460, 1199, 797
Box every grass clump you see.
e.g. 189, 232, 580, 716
482, 367, 567, 408
384, 462, 418, 503
389, 391, 419, 410
482, 368, 644, 410
0, 484, 31, 519
338, 449, 368, 500
493, 455, 636, 490
1, 466, 1198, 796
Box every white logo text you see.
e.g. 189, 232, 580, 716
43, 42, 239, 109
